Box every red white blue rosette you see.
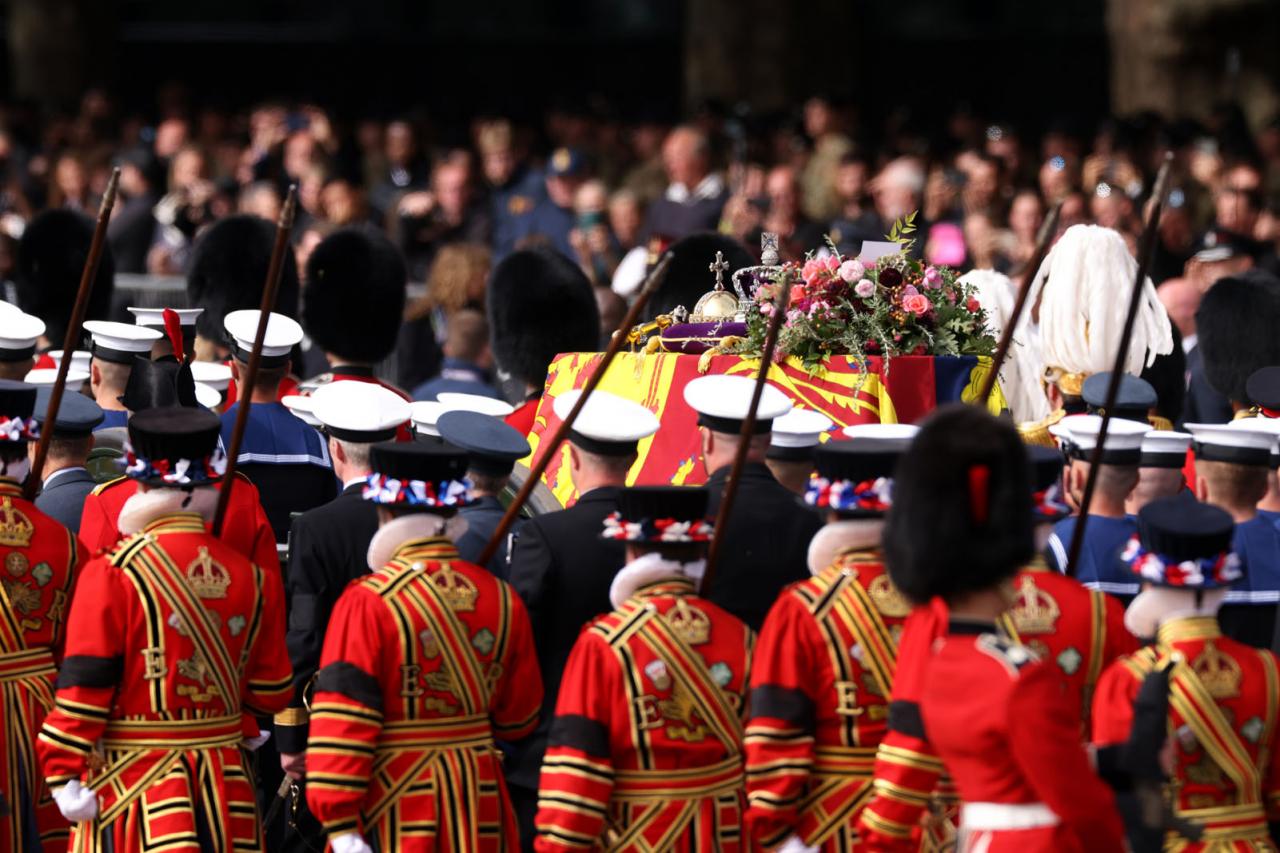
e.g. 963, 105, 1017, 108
805, 476, 892, 513
122, 442, 228, 487
1120, 534, 1241, 590
601, 512, 714, 543
362, 474, 473, 508
0, 416, 39, 443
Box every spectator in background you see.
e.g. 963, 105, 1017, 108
318, 178, 369, 228
1039, 154, 1080, 204
479, 119, 545, 260
960, 151, 1002, 217
568, 179, 620, 286
524, 147, 589, 259
49, 152, 94, 214
1006, 188, 1044, 273
758, 164, 825, 262
238, 181, 281, 222
397, 242, 489, 390
1158, 277, 1200, 350
594, 286, 626, 349
799, 95, 854, 222
370, 118, 429, 221
396, 153, 490, 280
107, 146, 160, 274
827, 154, 878, 255
411, 308, 499, 401
608, 188, 644, 253
643, 125, 726, 240
1058, 189, 1089, 232
621, 118, 669, 205
148, 144, 216, 274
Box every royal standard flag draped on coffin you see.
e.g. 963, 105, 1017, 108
524, 352, 1005, 507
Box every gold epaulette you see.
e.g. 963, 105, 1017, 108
90, 475, 127, 497
1017, 409, 1064, 448
1233, 408, 1260, 421
1148, 415, 1173, 431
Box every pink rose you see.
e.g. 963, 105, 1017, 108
801, 259, 825, 285
789, 285, 807, 305
824, 255, 841, 271
902, 284, 920, 298
923, 266, 943, 289
854, 278, 875, 298
903, 293, 930, 316
839, 259, 865, 283
760, 301, 774, 317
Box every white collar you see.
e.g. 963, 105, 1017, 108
608, 551, 705, 609
118, 487, 218, 535
44, 466, 87, 488
1181, 333, 1198, 354
366, 512, 469, 570
343, 475, 368, 491
1123, 586, 1226, 640
806, 520, 884, 576
665, 173, 724, 204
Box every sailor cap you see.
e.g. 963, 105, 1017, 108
311, 380, 412, 443
1140, 430, 1193, 469
127, 307, 203, 329
841, 422, 920, 450
553, 389, 660, 457
49, 350, 91, 375
24, 368, 89, 386
1186, 421, 1275, 467
767, 408, 833, 461
436, 391, 515, 417
82, 321, 162, 365
0, 309, 44, 361
282, 394, 321, 428
223, 310, 303, 367
683, 374, 792, 435
190, 361, 232, 391
410, 401, 446, 437
1053, 414, 1150, 464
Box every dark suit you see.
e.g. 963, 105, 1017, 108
1182, 344, 1233, 426
277, 482, 380, 754
505, 485, 625, 848
704, 462, 824, 632
456, 494, 521, 581
269, 481, 380, 851
35, 467, 96, 534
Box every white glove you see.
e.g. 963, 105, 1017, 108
775, 835, 818, 853
329, 832, 374, 853
54, 779, 98, 822
242, 730, 271, 751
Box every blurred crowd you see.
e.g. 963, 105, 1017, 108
0, 88, 1278, 404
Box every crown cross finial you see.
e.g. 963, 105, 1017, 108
708, 251, 729, 291
760, 232, 780, 267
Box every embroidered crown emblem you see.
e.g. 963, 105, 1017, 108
0, 497, 34, 548
431, 566, 478, 612
186, 547, 230, 600
1192, 640, 1241, 699
868, 573, 911, 618
666, 597, 711, 646
1009, 575, 1060, 635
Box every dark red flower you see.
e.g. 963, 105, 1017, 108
878, 268, 902, 288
